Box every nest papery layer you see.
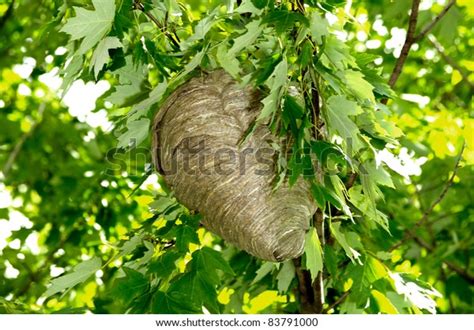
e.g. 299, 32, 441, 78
152, 71, 316, 261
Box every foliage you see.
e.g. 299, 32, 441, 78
0, 0, 472, 314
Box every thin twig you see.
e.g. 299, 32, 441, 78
386, 144, 474, 284
2, 103, 45, 177
322, 291, 350, 314
415, 143, 464, 228
428, 35, 474, 90
413, 0, 456, 43
344, 172, 358, 189
412, 233, 474, 284
389, 142, 465, 251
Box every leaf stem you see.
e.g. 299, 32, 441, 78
133, 0, 181, 49
322, 290, 349, 313
386, 0, 421, 90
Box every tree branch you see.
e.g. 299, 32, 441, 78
293, 258, 317, 313
413, 0, 456, 43
389, 142, 464, 251
387, 0, 421, 89
344, 172, 358, 189
384, 0, 457, 97
312, 209, 325, 313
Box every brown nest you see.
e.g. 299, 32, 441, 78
152, 71, 316, 261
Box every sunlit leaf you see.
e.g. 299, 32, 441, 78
60, 0, 116, 54
304, 228, 323, 282
90, 36, 122, 79
44, 257, 102, 298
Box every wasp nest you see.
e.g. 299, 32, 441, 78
152, 71, 316, 261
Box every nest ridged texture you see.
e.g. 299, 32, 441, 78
152, 71, 316, 261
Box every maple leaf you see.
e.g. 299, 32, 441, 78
90, 36, 122, 79
60, 0, 116, 55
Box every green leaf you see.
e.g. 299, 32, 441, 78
310, 183, 326, 209
257, 58, 288, 121
115, 232, 145, 260
329, 222, 361, 263
251, 262, 274, 284
309, 12, 329, 45
310, 182, 343, 210
282, 94, 304, 137
151, 290, 200, 314
124, 240, 155, 270
359, 165, 389, 231
321, 36, 357, 70
390, 272, 442, 314
117, 118, 150, 149
0, 208, 8, 218
325, 95, 364, 152
60, 55, 83, 94
276, 261, 295, 293
299, 40, 313, 67
176, 225, 200, 252
310, 140, 346, 170
304, 228, 323, 282
130, 81, 168, 118
113, 0, 133, 37
258, 90, 279, 121
324, 245, 338, 279
251, 0, 273, 9
349, 256, 387, 304
262, 9, 309, 34
148, 251, 181, 279
217, 43, 241, 77
106, 56, 147, 106
110, 267, 149, 305
193, 247, 235, 280
181, 11, 218, 50
149, 196, 176, 213
348, 185, 388, 230
371, 290, 400, 314
337, 70, 375, 103
60, 0, 116, 55
228, 19, 263, 55
90, 36, 122, 79
169, 271, 220, 313
236, 0, 262, 14
364, 161, 394, 188
43, 257, 101, 297
173, 49, 206, 83
432, 6, 461, 46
